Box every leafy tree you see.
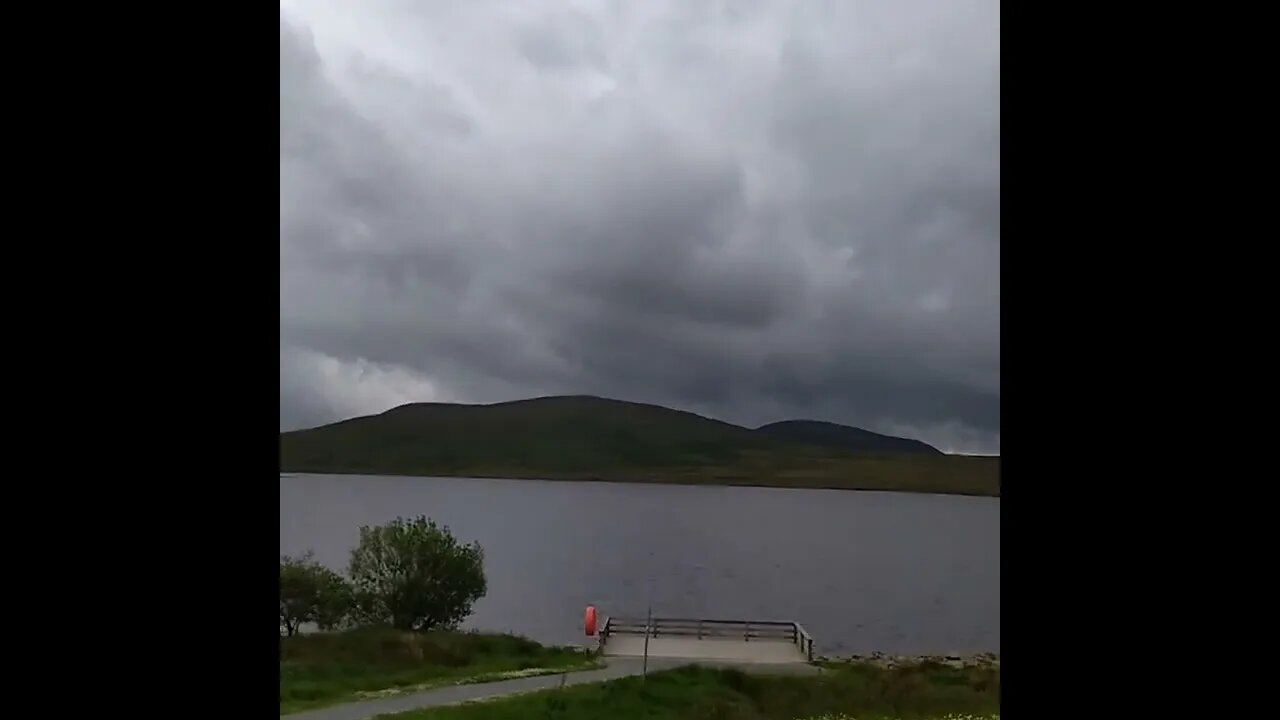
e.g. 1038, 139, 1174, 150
280, 551, 352, 636
348, 515, 487, 632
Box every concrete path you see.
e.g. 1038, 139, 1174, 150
283, 658, 820, 720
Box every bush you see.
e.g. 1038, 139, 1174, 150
280, 551, 353, 636
348, 515, 487, 632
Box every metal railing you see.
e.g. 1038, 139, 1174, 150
793, 622, 815, 662
601, 616, 815, 661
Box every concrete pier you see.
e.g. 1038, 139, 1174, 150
597, 616, 814, 664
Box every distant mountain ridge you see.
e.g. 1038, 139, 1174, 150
287, 394, 938, 454
755, 420, 942, 455
279, 395, 998, 496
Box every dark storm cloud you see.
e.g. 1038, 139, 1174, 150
279, 0, 1001, 453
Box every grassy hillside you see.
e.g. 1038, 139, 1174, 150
757, 419, 942, 455
280, 396, 1000, 496
385, 661, 1000, 720
281, 627, 596, 714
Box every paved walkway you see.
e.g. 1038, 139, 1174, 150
284, 658, 820, 720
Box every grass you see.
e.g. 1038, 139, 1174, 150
378, 660, 1000, 720
794, 716, 997, 720
281, 396, 1000, 497
279, 626, 599, 715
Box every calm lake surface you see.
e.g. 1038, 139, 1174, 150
280, 473, 999, 656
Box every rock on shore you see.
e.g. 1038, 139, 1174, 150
816, 652, 999, 669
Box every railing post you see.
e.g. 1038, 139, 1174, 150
642, 606, 651, 679
744, 621, 750, 642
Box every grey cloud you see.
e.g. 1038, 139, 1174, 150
279, 0, 1000, 454
516, 9, 607, 72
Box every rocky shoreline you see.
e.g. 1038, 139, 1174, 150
565, 642, 1000, 670
816, 652, 1000, 669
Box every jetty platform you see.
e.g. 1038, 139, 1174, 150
596, 615, 815, 664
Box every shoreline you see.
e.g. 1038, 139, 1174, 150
277, 468, 1001, 498
818, 652, 1000, 668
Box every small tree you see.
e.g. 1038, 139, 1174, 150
348, 515, 487, 632
280, 551, 352, 636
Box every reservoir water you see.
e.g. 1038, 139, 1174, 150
280, 473, 999, 655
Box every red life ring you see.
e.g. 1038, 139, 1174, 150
584, 605, 597, 636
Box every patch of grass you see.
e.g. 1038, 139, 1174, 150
796, 715, 998, 720
381, 661, 1000, 720
280, 626, 597, 715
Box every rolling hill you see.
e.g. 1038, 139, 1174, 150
755, 420, 942, 455
280, 395, 999, 496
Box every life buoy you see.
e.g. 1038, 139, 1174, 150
585, 605, 597, 636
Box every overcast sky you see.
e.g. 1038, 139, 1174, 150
280, 0, 1000, 454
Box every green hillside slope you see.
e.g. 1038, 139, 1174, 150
280, 395, 999, 496
756, 420, 943, 455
